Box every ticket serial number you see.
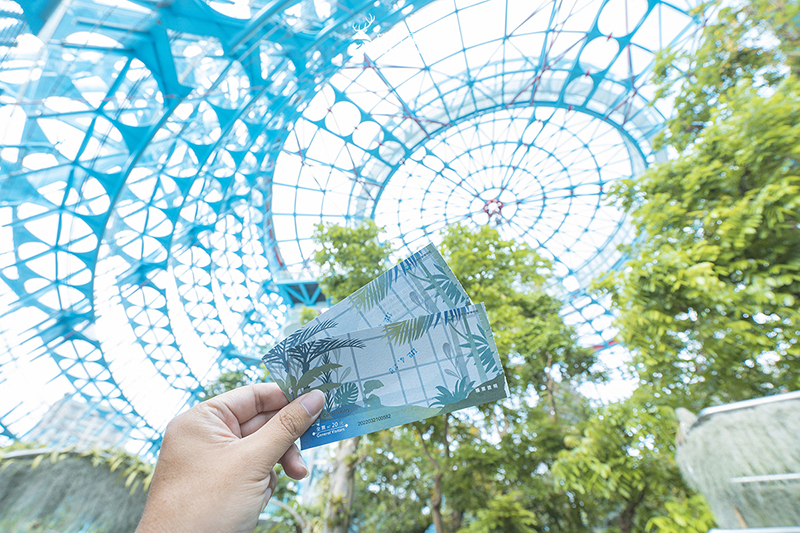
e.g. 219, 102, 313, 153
357, 414, 391, 426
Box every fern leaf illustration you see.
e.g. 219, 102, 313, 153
460, 325, 498, 374
381, 313, 439, 345
347, 273, 393, 312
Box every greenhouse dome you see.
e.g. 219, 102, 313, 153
0, 0, 700, 457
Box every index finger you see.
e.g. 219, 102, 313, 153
205, 383, 289, 425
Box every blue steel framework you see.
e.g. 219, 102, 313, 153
0, 0, 699, 456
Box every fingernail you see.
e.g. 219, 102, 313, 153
300, 389, 325, 417
300, 456, 309, 479
263, 487, 273, 509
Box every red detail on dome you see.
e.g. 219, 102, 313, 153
483, 198, 504, 217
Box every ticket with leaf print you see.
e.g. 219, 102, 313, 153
261, 245, 508, 449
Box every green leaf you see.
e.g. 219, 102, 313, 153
311, 382, 342, 394
381, 313, 438, 345
296, 364, 342, 391
348, 272, 393, 312
333, 382, 359, 407
363, 379, 384, 397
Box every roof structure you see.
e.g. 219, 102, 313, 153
0, 0, 700, 457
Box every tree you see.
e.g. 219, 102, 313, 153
441, 224, 601, 422
306, 216, 719, 531
552, 391, 709, 533
311, 219, 394, 533
600, 0, 800, 408
653, 0, 800, 152
199, 370, 257, 400
346, 223, 606, 533
313, 219, 393, 303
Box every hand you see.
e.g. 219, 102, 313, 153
136, 384, 325, 533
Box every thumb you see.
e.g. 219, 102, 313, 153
248, 389, 325, 466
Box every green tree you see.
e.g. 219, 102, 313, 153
552, 392, 706, 533
313, 219, 393, 303
600, 0, 800, 408
461, 492, 538, 533
311, 219, 394, 533
299, 306, 321, 325
653, 0, 800, 152
199, 370, 256, 400
645, 495, 716, 533
348, 224, 605, 533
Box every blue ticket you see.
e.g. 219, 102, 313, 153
262, 246, 508, 449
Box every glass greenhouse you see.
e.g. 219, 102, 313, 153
0, 0, 700, 458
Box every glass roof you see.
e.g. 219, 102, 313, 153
0, 0, 700, 456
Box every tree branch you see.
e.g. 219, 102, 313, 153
417, 429, 441, 472
268, 499, 306, 533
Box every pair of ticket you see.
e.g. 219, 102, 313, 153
262, 244, 508, 449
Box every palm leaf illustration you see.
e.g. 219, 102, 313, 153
424, 262, 470, 307
381, 313, 440, 345
431, 377, 475, 408
286, 319, 339, 347
398, 249, 421, 275
262, 319, 339, 372
287, 337, 366, 374
348, 273, 393, 312
459, 323, 498, 374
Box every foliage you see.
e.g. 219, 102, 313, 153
0, 443, 154, 495
299, 306, 321, 325
200, 370, 257, 400
653, 0, 800, 151
461, 492, 538, 533
345, 224, 608, 533
0, 444, 151, 533
552, 393, 698, 533
308, 218, 714, 532
83, 447, 154, 495
350, 428, 434, 533
313, 219, 393, 304
603, 10, 800, 407
442, 224, 603, 409
645, 495, 716, 533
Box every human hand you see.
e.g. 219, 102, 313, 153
136, 384, 324, 533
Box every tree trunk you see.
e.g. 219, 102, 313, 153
418, 416, 450, 533
544, 352, 559, 423
451, 509, 463, 531
431, 471, 444, 533
618, 490, 646, 533
322, 436, 360, 533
